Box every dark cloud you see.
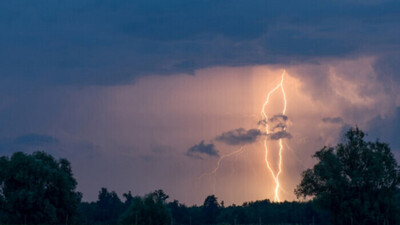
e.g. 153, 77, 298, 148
322, 117, 344, 124
257, 120, 267, 126
258, 115, 289, 127
186, 140, 219, 159
269, 115, 289, 131
0, 0, 400, 87
0, 133, 97, 160
258, 114, 291, 140
272, 123, 287, 132
215, 128, 263, 146
267, 130, 292, 140
0, 133, 59, 154
366, 107, 400, 151
373, 52, 400, 99
13, 133, 59, 146
269, 115, 289, 122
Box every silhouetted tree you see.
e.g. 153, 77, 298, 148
202, 195, 220, 224
123, 191, 135, 208
295, 127, 400, 225
0, 151, 81, 224
168, 200, 190, 225
78, 202, 97, 225
119, 189, 171, 225
94, 188, 123, 224
152, 189, 169, 203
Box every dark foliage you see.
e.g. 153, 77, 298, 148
119, 189, 171, 225
168, 198, 328, 225
295, 127, 400, 225
79, 188, 130, 225
78, 188, 328, 225
168, 200, 191, 225
202, 195, 220, 224
0, 151, 81, 224
95, 188, 124, 224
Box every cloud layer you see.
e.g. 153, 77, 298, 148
0, 0, 400, 88
186, 140, 219, 159
215, 128, 263, 146
267, 130, 292, 140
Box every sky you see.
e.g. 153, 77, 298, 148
1, 0, 400, 205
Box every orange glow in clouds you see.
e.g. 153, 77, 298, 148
261, 70, 287, 202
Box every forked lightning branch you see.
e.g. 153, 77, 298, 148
199, 70, 289, 202
261, 70, 287, 202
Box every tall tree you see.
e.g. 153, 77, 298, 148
295, 127, 400, 225
0, 151, 81, 224
202, 195, 220, 224
123, 191, 135, 208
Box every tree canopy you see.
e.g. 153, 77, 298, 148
202, 195, 220, 224
295, 127, 400, 225
0, 151, 81, 224
118, 189, 171, 225
94, 188, 124, 224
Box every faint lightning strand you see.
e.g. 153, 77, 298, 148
261, 70, 287, 202
198, 146, 245, 193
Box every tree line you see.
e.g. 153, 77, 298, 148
0, 127, 399, 225
78, 188, 327, 225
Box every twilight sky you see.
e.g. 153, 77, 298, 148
1, 0, 400, 205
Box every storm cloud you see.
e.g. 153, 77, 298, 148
267, 131, 292, 140
367, 107, 400, 151
269, 115, 288, 122
0, 133, 59, 154
186, 140, 219, 159
13, 133, 59, 146
215, 128, 263, 146
258, 115, 288, 127
0, 0, 400, 88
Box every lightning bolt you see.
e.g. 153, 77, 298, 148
199, 146, 245, 193
261, 70, 287, 202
